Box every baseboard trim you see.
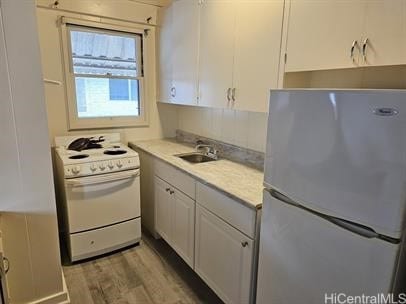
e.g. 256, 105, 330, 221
28, 271, 70, 304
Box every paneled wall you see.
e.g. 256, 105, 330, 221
0, 1, 67, 303
177, 106, 268, 153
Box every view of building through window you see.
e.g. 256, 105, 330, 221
69, 27, 141, 118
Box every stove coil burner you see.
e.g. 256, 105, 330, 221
104, 150, 127, 156
69, 154, 89, 159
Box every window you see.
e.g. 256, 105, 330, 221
61, 18, 149, 129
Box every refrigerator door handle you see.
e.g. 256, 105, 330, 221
269, 189, 400, 244
326, 217, 379, 239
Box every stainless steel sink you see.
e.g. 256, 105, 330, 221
175, 152, 217, 164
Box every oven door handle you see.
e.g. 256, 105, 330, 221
66, 169, 140, 187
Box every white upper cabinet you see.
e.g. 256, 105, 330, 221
285, 0, 366, 72
232, 0, 284, 112
158, 4, 173, 102
158, 0, 199, 105
158, 0, 284, 112
171, 0, 200, 105
362, 0, 406, 67
199, 0, 283, 112
198, 0, 235, 108
285, 0, 406, 72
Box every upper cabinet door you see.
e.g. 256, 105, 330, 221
285, 0, 366, 72
158, 4, 173, 103
198, 0, 235, 108
362, 0, 406, 67
232, 0, 284, 112
171, 0, 200, 105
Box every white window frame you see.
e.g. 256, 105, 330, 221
60, 17, 150, 130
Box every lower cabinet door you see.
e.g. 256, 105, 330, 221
155, 176, 196, 268
154, 176, 173, 243
195, 204, 254, 304
171, 190, 195, 268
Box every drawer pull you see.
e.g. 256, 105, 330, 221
169, 190, 175, 195
165, 188, 170, 192
241, 241, 248, 248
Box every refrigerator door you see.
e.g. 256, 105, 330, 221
257, 190, 400, 304
265, 90, 406, 239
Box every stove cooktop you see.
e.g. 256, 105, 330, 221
57, 144, 137, 165
55, 133, 139, 178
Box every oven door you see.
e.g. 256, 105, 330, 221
64, 169, 141, 233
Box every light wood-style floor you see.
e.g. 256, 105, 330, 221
62, 233, 223, 304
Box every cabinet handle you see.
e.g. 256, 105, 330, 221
226, 88, 231, 106
169, 190, 175, 194
3, 257, 9, 274
362, 38, 369, 63
170, 87, 176, 98
241, 241, 248, 248
165, 188, 170, 192
350, 40, 358, 63
231, 88, 236, 106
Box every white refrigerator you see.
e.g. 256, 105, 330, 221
257, 90, 406, 303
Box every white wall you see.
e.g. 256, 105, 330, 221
0, 1, 67, 303
36, 1, 178, 145
176, 105, 268, 153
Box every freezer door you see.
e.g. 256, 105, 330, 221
265, 90, 406, 238
257, 190, 400, 304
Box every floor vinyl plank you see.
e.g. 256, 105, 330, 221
62, 232, 223, 304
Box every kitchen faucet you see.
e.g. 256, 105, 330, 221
195, 141, 218, 159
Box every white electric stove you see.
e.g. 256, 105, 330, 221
54, 133, 141, 262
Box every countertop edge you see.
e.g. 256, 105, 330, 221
129, 142, 262, 211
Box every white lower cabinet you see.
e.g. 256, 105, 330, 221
171, 189, 195, 268
151, 160, 259, 304
155, 176, 173, 243
195, 204, 254, 304
154, 176, 195, 268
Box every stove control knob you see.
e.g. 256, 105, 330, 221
72, 166, 81, 174
116, 160, 123, 168
99, 163, 106, 170
90, 164, 97, 172
108, 161, 114, 169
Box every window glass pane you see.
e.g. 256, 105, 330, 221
130, 79, 139, 101
109, 79, 129, 100
75, 78, 87, 112
70, 29, 138, 77
75, 77, 140, 118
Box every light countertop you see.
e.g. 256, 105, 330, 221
129, 139, 264, 210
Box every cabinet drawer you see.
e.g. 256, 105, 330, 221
155, 159, 195, 199
70, 218, 141, 262
196, 182, 256, 238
